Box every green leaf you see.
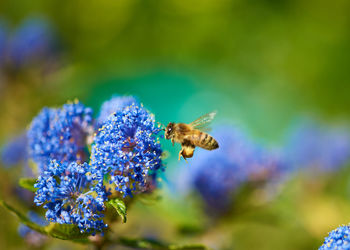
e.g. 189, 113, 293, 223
116, 237, 207, 250
45, 223, 90, 241
177, 224, 204, 236
18, 177, 37, 192
117, 237, 165, 249
28, 160, 39, 176
137, 191, 162, 205
0, 199, 46, 234
168, 244, 207, 250
108, 198, 127, 223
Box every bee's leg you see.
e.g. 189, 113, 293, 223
171, 138, 175, 147
183, 156, 188, 163
178, 148, 183, 161
178, 149, 189, 163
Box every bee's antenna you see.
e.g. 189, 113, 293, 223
157, 122, 166, 131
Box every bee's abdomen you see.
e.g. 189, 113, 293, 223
192, 131, 219, 150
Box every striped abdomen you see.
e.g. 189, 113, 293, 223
191, 130, 219, 150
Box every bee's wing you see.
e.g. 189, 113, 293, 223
195, 127, 212, 133
189, 111, 217, 131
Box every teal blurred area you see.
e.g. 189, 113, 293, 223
1, 1, 350, 249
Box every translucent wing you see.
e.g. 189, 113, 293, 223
196, 127, 212, 133
189, 111, 217, 130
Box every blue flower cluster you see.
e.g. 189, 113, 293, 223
27, 101, 93, 172
0, 20, 7, 65
18, 211, 48, 247
27, 96, 163, 234
34, 160, 107, 234
18, 211, 48, 237
177, 117, 350, 217
0, 17, 58, 68
1, 133, 27, 168
9, 18, 57, 67
91, 104, 163, 197
319, 225, 350, 250
97, 95, 139, 125
284, 119, 350, 173
178, 125, 286, 214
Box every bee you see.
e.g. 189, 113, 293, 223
164, 111, 219, 161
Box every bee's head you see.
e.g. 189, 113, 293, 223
165, 122, 174, 140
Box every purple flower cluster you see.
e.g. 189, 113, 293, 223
319, 225, 350, 250
26, 96, 163, 234
0, 17, 59, 68
27, 101, 93, 173
0, 133, 27, 168
0, 20, 8, 65
284, 119, 350, 173
179, 125, 286, 214
34, 161, 107, 234
18, 211, 48, 247
179, 118, 350, 216
97, 95, 139, 126
91, 104, 163, 197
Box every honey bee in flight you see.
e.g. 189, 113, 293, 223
164, 111, 219, 161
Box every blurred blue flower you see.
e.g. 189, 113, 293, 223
18, 211, 48, 237
178, 125, 287, 214
0, 20, 8, 65
34, 160, 107, 234
91, 104, 163, 197
192, 152, 242, 213
27, 101, 93, 172
319, 225, 350, 250
284, 119, 350, 173
97, 95, 139, 126
18, 211, 48, 247
8, 17, 58, 67
1, 133, 27, 168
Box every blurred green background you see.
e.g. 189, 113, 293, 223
1, 0, 350, 249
